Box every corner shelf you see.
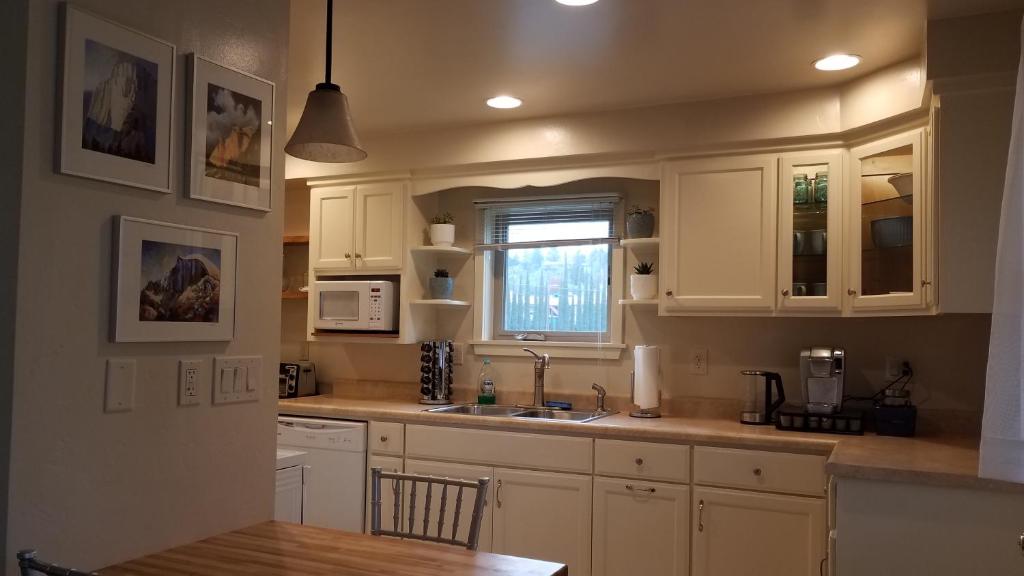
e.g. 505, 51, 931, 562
618, 299, 658, 306
283, 234, 310, 245
620, 238, 660, 250
410, 246, 473, 257
411, 299, 472, 307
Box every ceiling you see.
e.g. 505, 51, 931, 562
287, 0, 1024, 136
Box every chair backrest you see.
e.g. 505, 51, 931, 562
17, 550, 95, 576
370, 467, 490, 551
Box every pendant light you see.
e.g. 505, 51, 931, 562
285, 0, 367, 163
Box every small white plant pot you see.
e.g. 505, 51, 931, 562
630, 274, 658, 300
429, 224, 455, 247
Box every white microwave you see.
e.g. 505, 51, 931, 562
313, 280, 397, 331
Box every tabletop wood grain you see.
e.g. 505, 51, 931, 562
100, 521, 568, 576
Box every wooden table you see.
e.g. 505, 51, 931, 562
100, 521, 568, 576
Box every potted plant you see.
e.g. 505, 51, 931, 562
630, 261, 657, 300
430, 269, 454, 300
429, 212, 455, 247
626, 205, 655, 239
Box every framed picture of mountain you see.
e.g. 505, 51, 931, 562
188, 55, 274, 212
60, 5, 175, 193
113, 216, 238, 342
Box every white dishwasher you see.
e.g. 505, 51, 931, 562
277, 416, 367, 532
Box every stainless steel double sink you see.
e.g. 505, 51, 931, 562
425, 403, 614, 423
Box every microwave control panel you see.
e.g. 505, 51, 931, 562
369, 293, 383, 323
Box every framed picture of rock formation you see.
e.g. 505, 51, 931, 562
113, 216, 238, 342
187, 55, 274, 211
60, 5, 175, 193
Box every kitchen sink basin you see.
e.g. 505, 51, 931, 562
425, 404, 614, 423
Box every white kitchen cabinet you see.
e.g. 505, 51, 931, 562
846, 129, 931, 313
311, 186, 356, 271
660, 155, 777, 313
365, 454, 403, 535
592, 477, 689, 576
274, 465, 304, 524
310, 181, 406, 272
692, 486, 826, 576
404, 459, 495, 551
492, 468, 593, 576
777, 151, 844, 312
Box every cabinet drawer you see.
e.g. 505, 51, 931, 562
369, 422, 404, 456
595, 439, 690, 483
406, 425, 593, 473
693, 446, 826, 497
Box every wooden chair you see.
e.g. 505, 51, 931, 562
370, 467, 490, 551
17, 550, 95, 576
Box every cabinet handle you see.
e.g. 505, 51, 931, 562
625, 484, 656, 494
781, 289, 790, 297
380, 435, 388, 443
665, 290, 673, 297
847, 289, 858, 296
698, 499, 705, 532
753, 467, 763, 477
634, 457, 644, 466
496, 479, 502, 509
1018, 532, 1024, 556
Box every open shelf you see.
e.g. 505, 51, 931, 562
620, 237, 660, 249
410, 245, 473, 256
618, 299, 658, 306
281, 290, 308, 300
411, 299, 472, 307
283, 234, 309, 245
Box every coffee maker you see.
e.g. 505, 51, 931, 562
800, 347, 845, 414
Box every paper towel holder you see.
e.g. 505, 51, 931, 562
629, 371, 662, 418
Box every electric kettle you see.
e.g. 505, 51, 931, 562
739, 370, 786, 425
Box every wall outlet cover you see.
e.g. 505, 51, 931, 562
885, 356, 906, 380
178, 359, 201, 406
689, 348, 709, 375
105, 358, 136, 413
452, 343, 465, 366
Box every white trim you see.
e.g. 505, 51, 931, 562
469, 340, 625, 360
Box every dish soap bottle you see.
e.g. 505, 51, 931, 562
478, 358, 496, 404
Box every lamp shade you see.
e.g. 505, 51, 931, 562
285, 84, 367, 163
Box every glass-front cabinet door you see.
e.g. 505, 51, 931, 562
778, 152, 843, 311
847, 129, 928, 312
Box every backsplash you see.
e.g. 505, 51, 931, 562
294, 313, 991, 413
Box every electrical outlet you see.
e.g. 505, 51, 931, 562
452, 343, 465, 366
179, 359, 201, 406
885, 356, 905, 380
689, 347, 708, 375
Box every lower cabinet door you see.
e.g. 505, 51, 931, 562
692, 486, 826, 576
492, 468, 593, 576
274, 465, 304, 524
366, 455, 403, 535
404, 459, 495, 552
592, 477, 690, 576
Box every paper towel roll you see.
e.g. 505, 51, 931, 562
633, 345, 661, 409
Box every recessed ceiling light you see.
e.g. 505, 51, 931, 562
556, 0, 599, 5
813, 54, 861, 71
486, 95, 522, 109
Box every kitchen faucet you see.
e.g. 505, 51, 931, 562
522, 348, 550, 407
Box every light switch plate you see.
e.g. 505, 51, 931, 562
452, 343, 465, 366
105, 359, 136, 412
178, 359, 201, 406
213, 356, 262, 405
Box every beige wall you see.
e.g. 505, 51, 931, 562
6, 0, 288, 571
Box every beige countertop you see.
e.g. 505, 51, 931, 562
278, 395, 1019, 493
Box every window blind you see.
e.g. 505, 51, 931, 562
475, 195, 620, 250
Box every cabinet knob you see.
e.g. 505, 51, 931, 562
380, 435, 388, 443
847, 289, 858, 296
781, 289, 790, 297
355, 253, 363, 259
635, 457, 644, 466
922, 280, 933, 287
665, 290, 673, 297
753, 467, 763, 477
1018, 532, 1024, 556
344, 253, 352, 259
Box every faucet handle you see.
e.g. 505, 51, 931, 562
522, 348, 551, 368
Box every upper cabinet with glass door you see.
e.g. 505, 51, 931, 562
777, 152, 843, 312
847, 129, 929, 312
